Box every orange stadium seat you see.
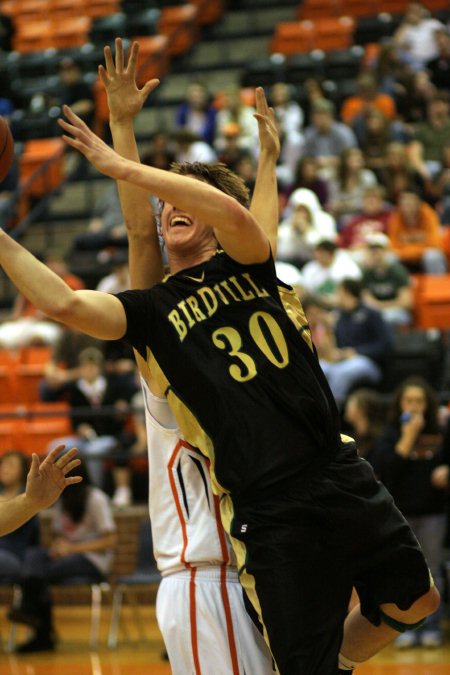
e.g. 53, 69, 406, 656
84, 0, 120, 19
0, 350, 20, 406
50, 16, 91, 49
297, 0, 341, 20
15, 346, 52, 405
0, 405, 27, 453
190, 0, 225, 25
134, 36, 171, 86
378, 0, 408, 12
341, 0, 379, 17
413, 275, 450, 330
12, 20, 53, 53
48, 0, 88, 20
270, 21, 316, 55
158, 4, 200, 57
21, 402, 71, 455
19, 138, 65, 199
313, 16, 355, 51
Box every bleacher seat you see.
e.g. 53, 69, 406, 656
19, 138, 65, 198
353, 14, 398, 45
124, 8, 160, 39
240, 55, 287, 88
323, 46, 364, 80
158, 4, 199, 56
285, 51, 325, 85
89, 12, 127, 45
413, 275, 450, 331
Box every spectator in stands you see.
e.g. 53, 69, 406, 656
174, 81, 217, 147
426, 27, 450, 91
288, 155, 329, 206
387, 187, 448, 274
277, 188, 336, 269
300, 239, 362, 307
0, 452, 40, 583
373, 376, 448, 648
216, 122, 248, 171
425, 140, 450, 218
72, 182, 127, 254
55, 58, 94, 125
379, 141, 425, 205
140, 131, 176, 172
394, 1, 445, 69
0, 12, 13, 52
0, 254, 84, 349
355, 109, 392, 174
340, 72, 396, 126
339, 186, 391, 257
173, 129, 217, 164
233, 152, 257, 195
39, 328, 102, 403
48, 347, 136, 504
270, 82, 304, 135
373, 42, 412, 101
361, 232, 413, 326
273, 115, 305, 191
326, 147, 378, 225
214, 85, 257, 154
409, 92, 450, 181
96, 251, 130, 295
0, 150, 19, 230
10, 462, 116, 653
320, 278, 393, 405
302, 293, 337, 362
302, 98, 357, 173
410, 71, 438, 127
343, 388, 386, 465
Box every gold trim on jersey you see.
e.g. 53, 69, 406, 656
145, 344, 228, 498
276, 284, 314, 352
220, 494, 279, 674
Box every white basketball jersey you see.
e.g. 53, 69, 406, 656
141, 378, 236, 576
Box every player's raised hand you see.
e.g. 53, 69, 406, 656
253, 87, 280, 161
100, 37, 160, 123
25, 445, 82, 510
58, 105, 127, 179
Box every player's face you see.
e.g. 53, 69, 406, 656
160, 178, 218, 256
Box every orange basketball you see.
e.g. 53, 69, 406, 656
0, 116, 14, 183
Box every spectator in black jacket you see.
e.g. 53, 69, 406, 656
48, 347, 136, 504
372, 376, 449, 649
319, 278, 392, 405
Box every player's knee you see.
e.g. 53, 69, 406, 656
381, 585, 440, 632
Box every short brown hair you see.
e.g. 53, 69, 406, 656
170, 161, 250, 208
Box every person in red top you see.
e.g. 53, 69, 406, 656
0, 253, 85, 349
387, 188, 447, 273
340, 73, 396, 126
339, 186, 392, 257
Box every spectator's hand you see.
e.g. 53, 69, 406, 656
59, 106, 129, 180
431, 464, 449, 490
100, 37, 160, 124
25, 445, 82, 510
402, 412, 425, 436
253, 87, 280, 161
50, 537, 74, 559
77, 424, 97, 440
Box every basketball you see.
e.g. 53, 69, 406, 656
0, 116, 14, 183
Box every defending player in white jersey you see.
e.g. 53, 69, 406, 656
142, 378, 274, 673
102, 40, 279, 673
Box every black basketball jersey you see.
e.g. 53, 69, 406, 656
117, 252, 341, 503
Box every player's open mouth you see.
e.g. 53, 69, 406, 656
170, 216, 192, 228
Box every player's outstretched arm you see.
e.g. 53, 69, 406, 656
251, 87, 280, 257
101, 38, 163, 289
59, 108, 270, 265
0, 446, 82, 536
0, 230, 127, 340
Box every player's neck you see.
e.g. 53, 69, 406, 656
167, 247, 216, 274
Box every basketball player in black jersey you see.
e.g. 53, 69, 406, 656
0, 92, 440, 673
